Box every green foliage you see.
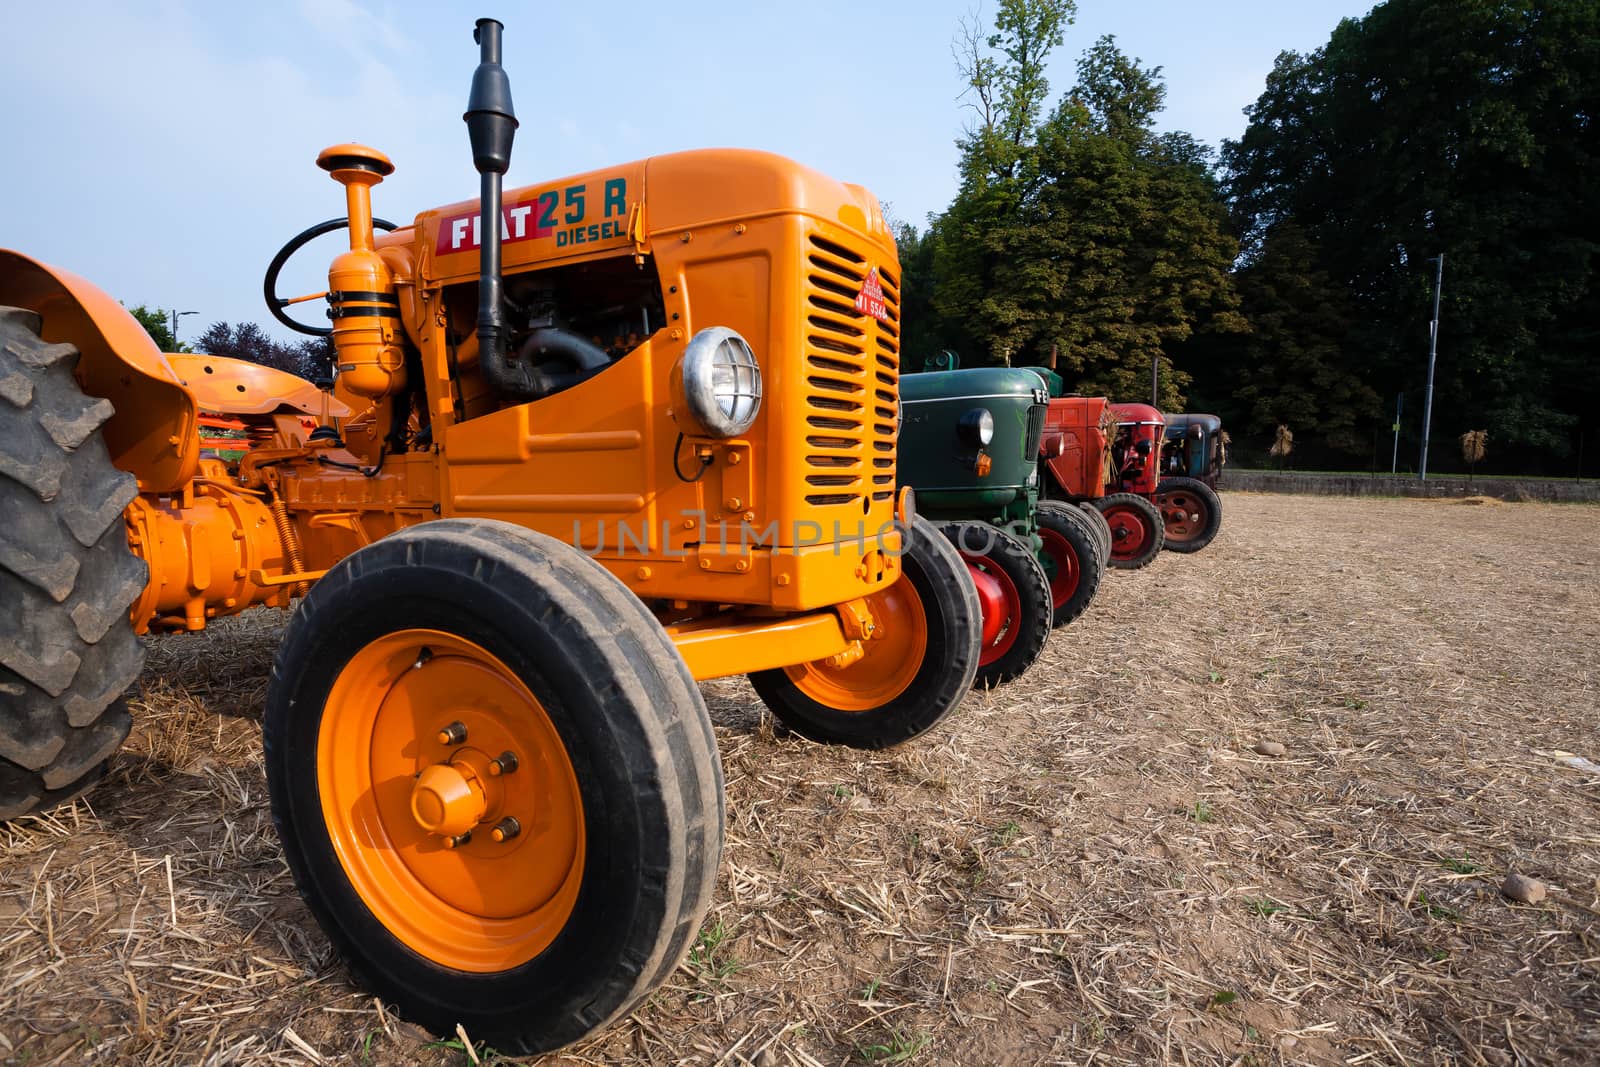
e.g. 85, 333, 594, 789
1216, 0, 1600, 462
906, 6, 1241, 407
688, 919, 739, 981
124, 304, 183, 352
856, 1028, 932, 1063
1195, 223, 1380, 453
194, 321, 334, 379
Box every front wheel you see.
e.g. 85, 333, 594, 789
264, 519, 723, 1055
1155, 477, 1223, 552
942, 522, 1051, 688
1076, 501, 1113, 566
749, 516, 980, 747
1035, 502, 1104, 627
1094, 493, 1165, 570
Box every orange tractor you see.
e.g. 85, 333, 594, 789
0, 20, 982, 1053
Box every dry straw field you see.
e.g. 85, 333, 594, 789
2, 492, 1597, 1066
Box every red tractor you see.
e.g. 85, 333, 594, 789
1037, 398, 1222, 568
1109, 402, 1222, 557
1038, 396, 1161, 569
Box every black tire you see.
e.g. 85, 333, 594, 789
1048, 499, 1106, 572
1093, 492, 1165, 570
940, 522, 1051, 688
1034, 502, 1104, 628
748, 516, 980, 747
0, 307, 144, 820
263, 519, 724, 1055
1155, 477, 1223, 553
1076, 501, 1113, 566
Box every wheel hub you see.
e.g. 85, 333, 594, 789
1160, 492, 1202, 541
411, 760, 487, 838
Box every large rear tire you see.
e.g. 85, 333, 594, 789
1035, 501, 1104, 627
1155, 477, 1223, 553
264, 519, 723, 1054
749, 516, 980, 748
942, 522, 1051, 688
1094, 492, 1164, 570
0, 307, 144, 820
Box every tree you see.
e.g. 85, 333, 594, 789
916, 15, 1241, 408
194, 321, 334, 380
919, 0, 1078, 365
125, 304, 183, 352
1222, 0, 1600, 466
894, 222, 941, 365
1191, 222, 1379, 456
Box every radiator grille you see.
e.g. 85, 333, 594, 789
802, 234, 900, 508
1025, 402, 1047, 460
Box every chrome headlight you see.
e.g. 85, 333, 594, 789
678, 326, 762, 437
958, 407, 994, 448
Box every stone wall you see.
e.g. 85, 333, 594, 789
1219, 469, 1600, 504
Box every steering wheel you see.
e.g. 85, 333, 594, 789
263, 216, 399, 336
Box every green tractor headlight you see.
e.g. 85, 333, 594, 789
958, 407, 994, 448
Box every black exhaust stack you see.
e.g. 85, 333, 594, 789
465, 18, 534, 399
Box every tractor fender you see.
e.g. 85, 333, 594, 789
164, 353, 351, 419
0, 249, 199, 493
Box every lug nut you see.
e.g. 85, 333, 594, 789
488, 751, 520, 776
437, 721, 467, 745
443, 831, 472, 849
490, 817, 521, 843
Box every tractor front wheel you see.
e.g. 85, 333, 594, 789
942, 522, 1051, 688
749, 516, 980, 747
1035, 502, 1104, 627
1076, 501, 1113, 566
264, 519, 723, 1055
1094, 493, 1165, 570
1155, 477, 1223, 553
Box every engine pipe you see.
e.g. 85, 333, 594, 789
464, 18, 532, 400
513, 326, 613, 397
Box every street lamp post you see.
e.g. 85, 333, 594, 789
1390, 392, 1403, 475
1418, 254, 1443, 481
169, 309, 198, 349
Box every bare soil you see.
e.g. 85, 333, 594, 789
3, 493, 1598, 1066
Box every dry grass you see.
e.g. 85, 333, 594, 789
3, 493, 1598, 1066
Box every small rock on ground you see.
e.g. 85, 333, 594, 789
1501, 872, 1546, 904
1253, 740, 1287, 757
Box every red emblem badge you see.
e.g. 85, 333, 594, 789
854, 267, 889, 323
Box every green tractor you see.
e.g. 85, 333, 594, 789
899, 353, 1105, 688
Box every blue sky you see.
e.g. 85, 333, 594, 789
1, 0, 1369, 344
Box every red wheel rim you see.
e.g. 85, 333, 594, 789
1036, 526, 1080, 610
960, 553, 1022, 667
1102, 504, 1154, 561
1158, 491, 1208, 544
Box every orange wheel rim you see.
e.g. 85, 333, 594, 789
783, 578, 928, 711
318, 629, 584, 972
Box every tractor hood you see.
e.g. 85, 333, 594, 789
901, 366, 1049, 405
